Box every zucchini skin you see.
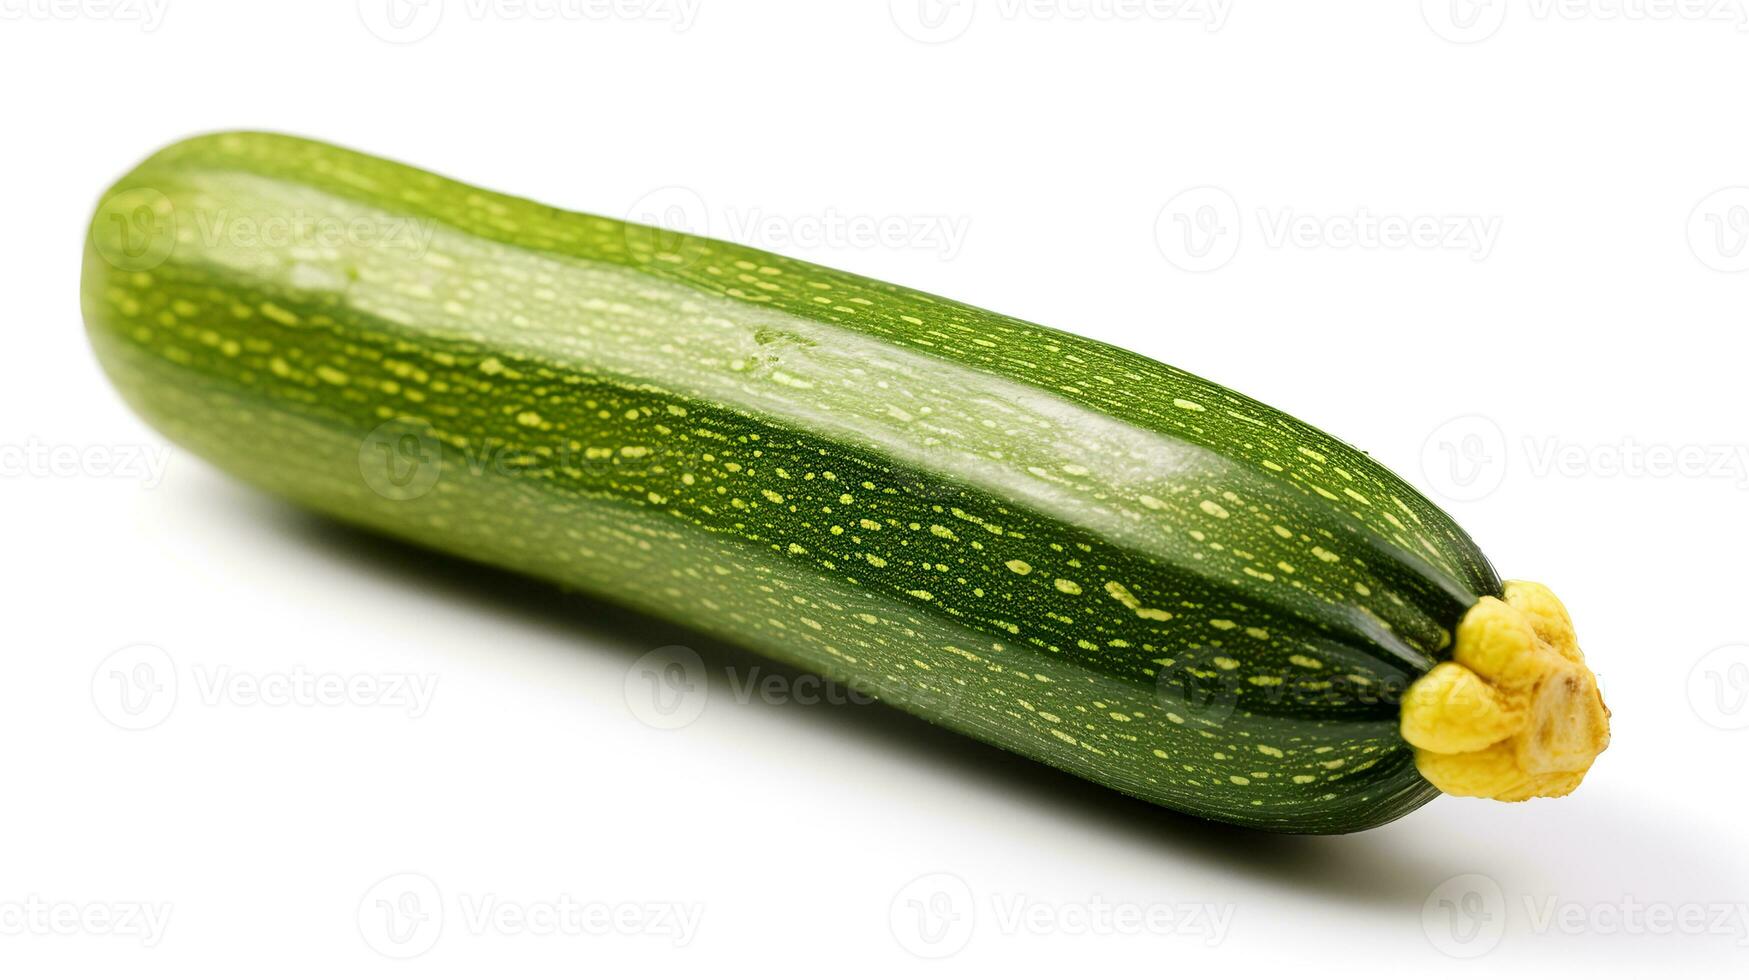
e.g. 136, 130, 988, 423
82, 133, 1499, 833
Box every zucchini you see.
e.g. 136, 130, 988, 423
82, 133, 1609, 833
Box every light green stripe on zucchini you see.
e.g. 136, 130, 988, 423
82, 132, 1501, 832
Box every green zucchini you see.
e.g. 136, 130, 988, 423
82, 133, 1608, 833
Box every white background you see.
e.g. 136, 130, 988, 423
3, 1, 1747, 976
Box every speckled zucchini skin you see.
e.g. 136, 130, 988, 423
82, 133, 1500, 832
